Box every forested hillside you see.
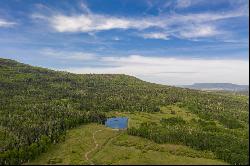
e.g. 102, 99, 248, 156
0, 58, 248, 165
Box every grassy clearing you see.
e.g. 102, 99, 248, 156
94, 147, 226, 165
27, 123, 227, 165
107, 105, 200, 128
27, 124, 117, 165
93, 133, 227, 165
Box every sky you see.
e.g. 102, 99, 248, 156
0, 0, 249, 85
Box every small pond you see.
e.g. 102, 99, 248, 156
105, 117, 128, 129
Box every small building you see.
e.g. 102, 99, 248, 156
105, 117, 128, 130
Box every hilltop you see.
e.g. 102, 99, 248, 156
0, 58, 248, 165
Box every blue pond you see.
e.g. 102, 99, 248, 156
105, 117, 128, 129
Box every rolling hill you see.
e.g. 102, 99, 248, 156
0, 58, 249, 165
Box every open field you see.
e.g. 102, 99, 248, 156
27, 123, 227, 165
27, 124, 117, 165
107, 105, 208, 128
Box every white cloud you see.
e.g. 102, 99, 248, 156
48, 14, 161, 33
42, 49, 96, 60
176, 0, 192, 8
0, 19, 16, 27
179, 25, 220, 38
59, 55, 249, 85
162, 0, 203, 9
32, 2, 248, 41
140, 32, 169, 40
79, 1, 91, 14
35, 6, 247, 31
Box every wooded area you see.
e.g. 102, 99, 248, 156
0, 58, 248, 165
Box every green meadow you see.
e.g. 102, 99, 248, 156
28, 106, 228, 165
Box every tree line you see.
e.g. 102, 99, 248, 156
128, 117, 248, 165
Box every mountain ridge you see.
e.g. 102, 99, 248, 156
180, 83, 249, 91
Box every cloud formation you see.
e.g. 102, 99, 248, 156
179, 25, 220, 38
0, 0, 248, 86
42, 48, 96, 60
58, 54, 249, 85
176, 0, 193, 8
48, 14, 160, 33
0, 19, 16, 27
32, 1, 248, 41
140, 32, 169, 40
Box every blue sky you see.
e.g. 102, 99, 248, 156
0, 0, 249, 85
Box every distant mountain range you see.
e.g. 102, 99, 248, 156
180, 83, 249, 92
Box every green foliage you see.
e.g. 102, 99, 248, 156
128, 117, 249, 165
160, 117, 186, 125
0, 58, 248, 165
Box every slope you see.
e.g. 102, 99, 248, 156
28, 124, 227, 165
0, 58, 248, 164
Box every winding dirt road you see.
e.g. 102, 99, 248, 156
84, 129, 102, 165
84, 129, 123, 165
